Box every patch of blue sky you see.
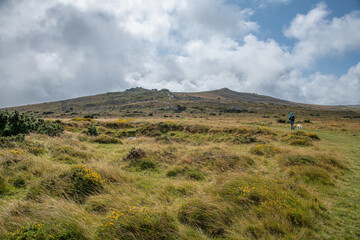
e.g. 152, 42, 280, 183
226, 0, 360, 77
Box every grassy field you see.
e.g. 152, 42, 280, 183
0, 115, 359, 239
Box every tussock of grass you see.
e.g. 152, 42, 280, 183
0, 117, 358, 239
97, 207, 178, 240
178, 199, 234, 237
166, 166, 205, 181
122, 148, 157, 171
92, 135, 122, 144
187, 148, 254, 172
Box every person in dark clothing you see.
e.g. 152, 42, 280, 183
289, 112, 295, 130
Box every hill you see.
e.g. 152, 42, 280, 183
3, 87, 360, 119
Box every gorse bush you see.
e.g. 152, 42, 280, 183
97, 207, 178, 240
69, 165, 105, 201
0, 111, 63, 137
283, 131, 320, 146
36, 119, 64, 136
0, 134, 25, 148
250, 144, 279, 156
9, 221, 87, 240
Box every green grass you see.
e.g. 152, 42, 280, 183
0, 117, 359, 239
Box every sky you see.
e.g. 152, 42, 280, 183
0, 0, 359, 107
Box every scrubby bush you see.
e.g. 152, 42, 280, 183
250, 144, 279, 156
283, 131, 320, 146
87, 125, 99, 136
0, 134, 25, 148
97, 207, 178, 240
36, 119, 64, 136
9, 221, 87, 240
178, 199, 233, 237
0, 111, 63, 137
69, 165, 105, 201
277, 119, 287, 123
283, 133, 311, 146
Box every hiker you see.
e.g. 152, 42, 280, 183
289, 112, 295, 130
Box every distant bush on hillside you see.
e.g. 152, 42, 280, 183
87, 125, 99, 136
276, 118, 287, 123
0, 110, 63, 137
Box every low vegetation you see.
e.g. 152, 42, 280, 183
0, 111, 359, 239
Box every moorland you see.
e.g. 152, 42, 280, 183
0, 88, 359, 239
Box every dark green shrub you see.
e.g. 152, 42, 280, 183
277, 119, 287, 123
83, 114, 95, 119
0, 111, 63, 137
36, 120, 64, 136
87, 125, 99, 136
0, 134, 25, 148
97, 208, 178, 240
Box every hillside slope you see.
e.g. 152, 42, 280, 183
3, 88, 359, 118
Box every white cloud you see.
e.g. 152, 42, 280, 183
285, 2, 360, 68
